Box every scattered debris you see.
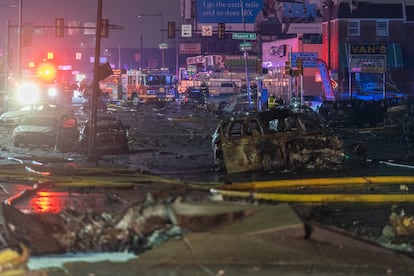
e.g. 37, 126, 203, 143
389, 210, 414, 236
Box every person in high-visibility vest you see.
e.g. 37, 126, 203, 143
268, 94, 277, 109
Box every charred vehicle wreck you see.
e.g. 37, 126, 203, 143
212, 108, 345, 174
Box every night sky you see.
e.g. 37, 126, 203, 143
0, 0, 183, 49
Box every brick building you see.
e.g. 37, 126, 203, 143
322, 1, 413, 94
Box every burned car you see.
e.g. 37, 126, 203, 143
319, 98, 385, 128
79, 115, 129, 154
212, 108, 345, 174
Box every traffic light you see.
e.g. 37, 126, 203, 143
23, 24, 33, 46
168, 21, 175, 38
55, 18, 64, 37
101, 19, 109, 38
217, 23, 225, 39
296, 58, 303, 75
284, 61, 291, 75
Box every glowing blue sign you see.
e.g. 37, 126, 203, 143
196, 0, 261, 24
196, 0, 322, 24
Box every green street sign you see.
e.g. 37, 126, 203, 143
232, 32, 256, 40
158, 43, 168, 49
240, 42, 252, 51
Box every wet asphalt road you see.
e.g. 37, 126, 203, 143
1, 99, 414, 258
1, 98, 414, 182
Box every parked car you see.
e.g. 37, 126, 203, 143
0, 102, 75, 126
319, 98, 385, 127
79, 115, 129, 154
212, 108, 345, 174
303, 95, 323, 112
210, 82, 239, 96
13, 116, 56, 148
13, 115, 79, 150
184, 85, 209, 105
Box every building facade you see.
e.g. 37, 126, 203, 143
322, 1, 412, 95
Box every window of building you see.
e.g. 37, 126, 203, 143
302, 34, 322, 44
376, 20, 389, 36
348, 21, 360, 36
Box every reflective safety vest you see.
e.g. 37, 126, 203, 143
268, 95, 277, 109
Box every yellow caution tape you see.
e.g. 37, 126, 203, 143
219, 176, 414, 190
211, 176, 414, 203
210, 189, 414, 203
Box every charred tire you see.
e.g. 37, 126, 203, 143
132, 94, 139, 106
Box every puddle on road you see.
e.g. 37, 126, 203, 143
10, 188, 114, 214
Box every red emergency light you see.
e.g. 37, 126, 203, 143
37, 62, 57, 82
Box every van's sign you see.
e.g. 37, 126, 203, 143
350, 44, 387, 55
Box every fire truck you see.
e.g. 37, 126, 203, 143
100, 68, 177, 106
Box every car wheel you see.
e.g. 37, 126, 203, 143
132, 95, 139, 106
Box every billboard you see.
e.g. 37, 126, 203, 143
196, 0, 322, 34
262, 38, 298, 67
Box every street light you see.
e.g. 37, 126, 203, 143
137, 13, 165, 68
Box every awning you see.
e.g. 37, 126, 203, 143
339, 43, 404, 69
387, 43, 404, 68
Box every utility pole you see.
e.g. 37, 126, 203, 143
240, 0, 251, 111
17, 0, 22, 80
87, 0, 103, 161
4, 20, 11, 112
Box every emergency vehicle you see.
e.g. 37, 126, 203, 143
100, 68, 177, 106
125, 68, 177, 105
99, 69, 124, 102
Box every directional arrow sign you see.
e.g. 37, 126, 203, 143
158, 43, 168, 49
240, 42, 252, 51
232, 32, 256, 40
